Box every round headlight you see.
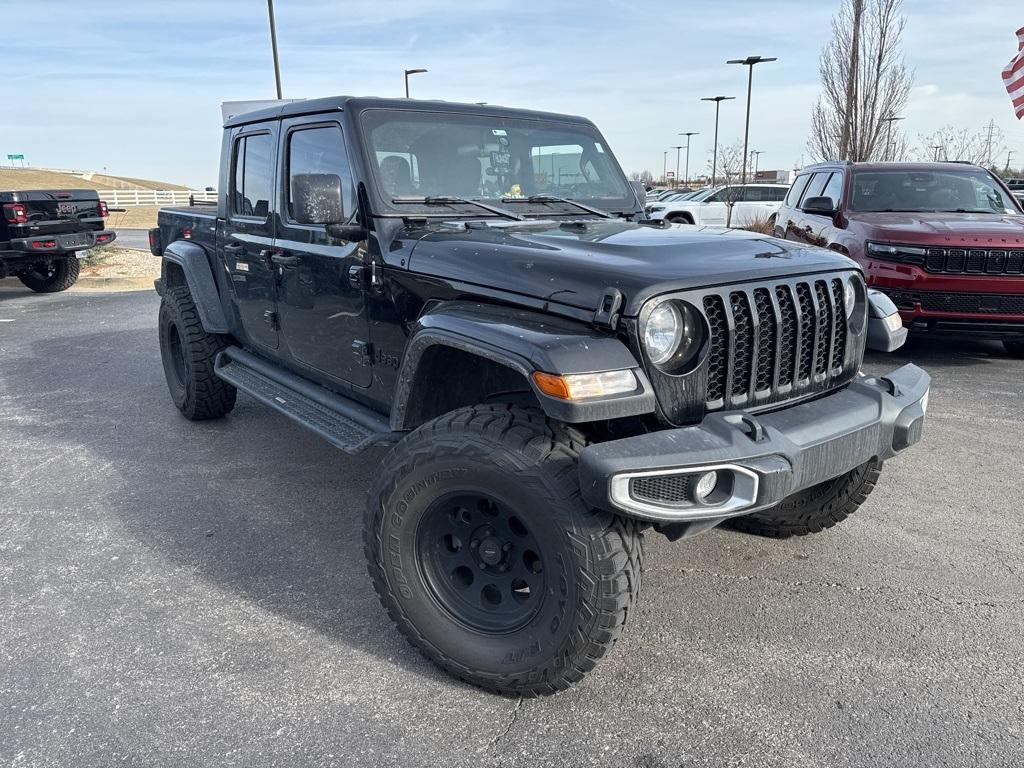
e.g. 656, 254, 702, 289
644, 302, 682, 365
844, 276, 857, 317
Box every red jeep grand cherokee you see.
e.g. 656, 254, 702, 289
774, 161, 1024, 357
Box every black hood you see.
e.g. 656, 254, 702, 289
406, 219, 860, 316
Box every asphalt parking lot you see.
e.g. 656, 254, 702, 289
1, 286, 1022, 768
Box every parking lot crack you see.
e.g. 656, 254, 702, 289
491, 696, 524, 764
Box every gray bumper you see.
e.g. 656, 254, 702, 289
579, 364, 930, 523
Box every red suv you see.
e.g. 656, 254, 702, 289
774, 161, 1024, 357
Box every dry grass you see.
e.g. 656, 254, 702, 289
0, 167, 189, 192
741, 214, 776, 235
106, 206, 160, 229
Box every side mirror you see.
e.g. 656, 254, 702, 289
291, 173, 345, 225
630, 180, 648, 206
865, 289, 908, 352
326, 223, 367, 242
802, 196, 836, 215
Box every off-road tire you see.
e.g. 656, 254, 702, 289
18, 257, 80, 293
666, 212, 694, 225
727, 459, 882, 539
158, 285, 236, 420
1002, 341, 1024, 358
365, 404, 644, 697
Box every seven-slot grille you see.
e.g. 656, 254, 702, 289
700, 275, 854, 411
924, 247, 1024, 275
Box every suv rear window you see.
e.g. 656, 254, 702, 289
232, 133, 274, 218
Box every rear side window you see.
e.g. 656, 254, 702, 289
785, 175, 811, 206
232, 133, 274, 218
820, 172, 844, 208
286, 125, 355, 223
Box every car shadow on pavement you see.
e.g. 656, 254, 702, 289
864, 333, 1010, 369
2, 325, 455, 687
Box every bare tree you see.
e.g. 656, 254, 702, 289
917, 124, 1006, 166
810, 0, 913, 162
708, 141, 745, 184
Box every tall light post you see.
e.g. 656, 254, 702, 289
879, 115, 904, 161
671, 146, 684, 188
404, 68, 428, 98
678, 132, 698, 187
267, 0, 283, 98
750, 150, 763, 178
930, 144, 944, 161
701, 96, 735, 186
662, 150, 668, 185
727, 55, 777, 184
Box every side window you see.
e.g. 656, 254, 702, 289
803, 171, 831, 202
231, 133, 274, 218
785, 175, 811, 206
740, 186, 766, 202
820, 172, 844, 208
768, 186, 788, 201
286, 125, 354, 223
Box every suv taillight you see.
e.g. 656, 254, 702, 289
98, 200, 109, 218
148, 227, 162, 256
3, 203, 28, 224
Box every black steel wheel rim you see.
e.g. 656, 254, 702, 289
416, 490, 548, 634
166, 322, 186, 388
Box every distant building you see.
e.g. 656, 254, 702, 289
754, 169, 796, 184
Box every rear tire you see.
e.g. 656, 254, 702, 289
727, 459, 881, 538
158, 285, 236, 420
1003, 341, 1024, 358
18, 257, 80, 293
365, 405, 644, 696
666, 213, 694, 225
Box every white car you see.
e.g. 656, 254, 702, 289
646, 183, 790, 227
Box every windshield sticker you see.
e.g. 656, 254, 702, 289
491, 129, 507, 136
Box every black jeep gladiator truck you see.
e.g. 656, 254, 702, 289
1, 189, 115, 291
151, 96, 929, 696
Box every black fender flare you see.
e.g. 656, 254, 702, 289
390, 301, 656, 428
158, 241, 230, 334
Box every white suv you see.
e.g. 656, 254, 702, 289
647, 183, 790, 227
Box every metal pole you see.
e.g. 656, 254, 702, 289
405, 72, 410, 99
679, 132, 698, 187
267, 0, 283, 99
741, 64, 753, 184
712, 102, 720, 185
672, 146, 683, 188
662, 151, 667, 185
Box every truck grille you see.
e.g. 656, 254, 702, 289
885, 289, 1024, 316
629, 474, 690, 505
924, 248, 1024, 275
659, 274, 860, 423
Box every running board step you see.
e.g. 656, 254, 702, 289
215, 346, 399, 454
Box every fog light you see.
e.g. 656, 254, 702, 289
693, 471, 719, 503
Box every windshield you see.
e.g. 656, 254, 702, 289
361, 109, 633, 214
849, 169, 1020, 214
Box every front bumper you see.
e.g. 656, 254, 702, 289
579, 363, 929, 523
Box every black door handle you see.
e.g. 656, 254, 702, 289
224, 242, 244, 253
270, 253, 301, 267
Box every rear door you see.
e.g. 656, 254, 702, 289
802, 171, 844, 247
223, 122, 280, 351
778, 173, 812, 238
274, 117, 372, 387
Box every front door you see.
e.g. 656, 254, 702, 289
273, 118, 372, 387
223, 124, 279, 350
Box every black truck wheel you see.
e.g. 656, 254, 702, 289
727, 459, 882, 539
365, 405, 644, 696
18, 257, 80, 293
158, 285, 236, 420
1003, 341, 1024, 359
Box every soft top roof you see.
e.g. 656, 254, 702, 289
223, 96, 594, 129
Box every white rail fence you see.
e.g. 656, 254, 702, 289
102, 189, 218, 207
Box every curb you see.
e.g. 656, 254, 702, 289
74, 276, 156, 292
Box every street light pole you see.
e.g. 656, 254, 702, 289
671, 146, 684, 188
662, 151, 668, 185
727, 56, 777, 185
404, 68, 428, 98
750, 150, 763, 178
879, 115, 904, 161
678, 132, 698, 187
930, 144, 944, 162
701, 96, 735, 187
267, 0, 283, 99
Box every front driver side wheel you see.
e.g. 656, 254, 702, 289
365, 405, 644, 696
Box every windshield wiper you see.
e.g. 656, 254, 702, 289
934, 208, 1001, 214
503, 194, 614, 219
392, 195, 525, 221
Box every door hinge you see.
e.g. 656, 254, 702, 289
352, 339, 373, 366
263, 310, 279, 329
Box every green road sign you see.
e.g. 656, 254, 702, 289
7, 154, 24, 160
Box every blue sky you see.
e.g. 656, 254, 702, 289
2, 0, 1021, 187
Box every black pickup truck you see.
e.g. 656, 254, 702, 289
151, 96, 929, 696
1, 189, 115, 291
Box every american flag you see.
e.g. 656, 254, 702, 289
1005, 26, 1024, 119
